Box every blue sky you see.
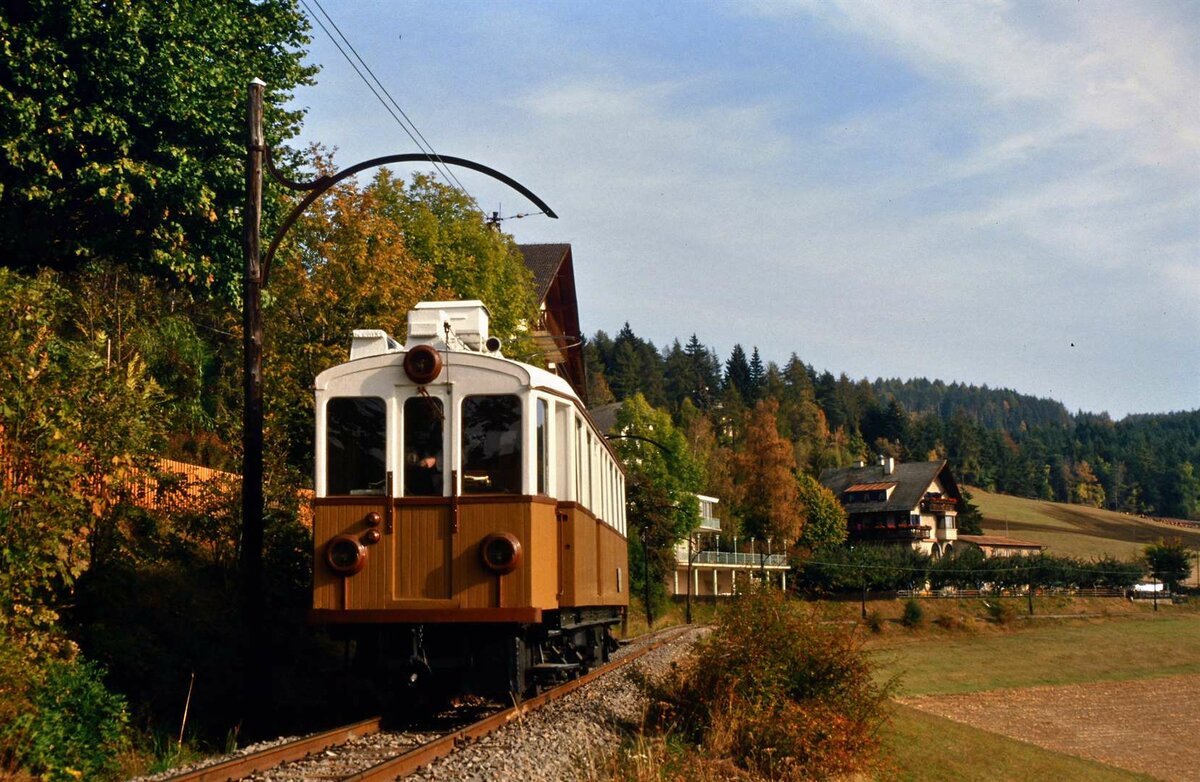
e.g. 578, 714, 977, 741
287, 1, 1199, 418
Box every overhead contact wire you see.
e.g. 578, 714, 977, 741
303, 0, 483, 213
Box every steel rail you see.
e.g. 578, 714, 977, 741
340, 626, 693, 782
160, 716, 384, 782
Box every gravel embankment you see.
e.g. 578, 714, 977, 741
409, 626, 707, 782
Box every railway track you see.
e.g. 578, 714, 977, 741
160, 626, 691, 782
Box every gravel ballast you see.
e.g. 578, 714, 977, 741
408, 626, 707, 782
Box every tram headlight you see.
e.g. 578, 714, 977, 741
479, 532, 522, 575
403, 345, 442, 384
325, 535, 367, 576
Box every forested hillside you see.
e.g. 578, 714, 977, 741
586, 326, 1200, 521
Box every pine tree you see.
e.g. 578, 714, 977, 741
725, 344, 753, 403
748, 347, 765, 401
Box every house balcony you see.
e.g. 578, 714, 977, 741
850, 524, 932, 543
922, 497, 957, 513
678, 550, 789, 568
698, 516, 721, 532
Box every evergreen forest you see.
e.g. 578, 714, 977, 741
586, 325, 1200, 521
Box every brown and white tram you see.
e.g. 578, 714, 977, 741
310, 300, 628, 695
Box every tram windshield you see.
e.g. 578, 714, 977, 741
404, 396, 444, 496
461, 395, 522, 494
326, 397, 386, 495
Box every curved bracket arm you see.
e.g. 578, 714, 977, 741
261, 152, 557, 287
264, 146, 330, 192
605, 433, 674, 457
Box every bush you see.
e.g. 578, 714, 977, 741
933, 614, 968, 632
900, 598, 925, 629
986, 601, 1018, 626
643, 585, 891, 780
1, 655, 129, 781
864, 610, 885, 633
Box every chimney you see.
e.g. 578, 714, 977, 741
854, 460, 865, 468
882, 456, 895, 475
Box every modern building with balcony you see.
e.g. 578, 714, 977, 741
669, 494, 790, 597
820, 456, 962, 558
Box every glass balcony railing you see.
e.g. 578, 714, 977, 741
698, 517, 721, 531
683, 551, 788, 567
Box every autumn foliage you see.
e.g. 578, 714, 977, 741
643, 586, 891, 780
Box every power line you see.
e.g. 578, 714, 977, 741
305, 0, 465, 190
300, 0, 482, 212
800, 558, 1143, 578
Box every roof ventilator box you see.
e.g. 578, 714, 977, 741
406, 300, 491, 352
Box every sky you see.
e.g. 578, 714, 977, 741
286, 0, 1200, 419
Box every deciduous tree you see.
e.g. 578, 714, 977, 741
729, 399, 804, 549
795, 472, 847, 550
0, 0, 315, 299
613, 394, 702, 614
1144, 538, 1191, 591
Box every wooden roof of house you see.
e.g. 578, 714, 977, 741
819, 460, 961, 514
518, 243, 586, 400
519, 243, 572, 302
846, 482, 899, 492
588, 402, 621, 434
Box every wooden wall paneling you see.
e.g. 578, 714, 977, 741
390, 504, 451, 601
594, 521, 603, 600
313, 502, 388, 610
558, 511, 576, 605
596, 524, 629, 605
561, 506, 598, 607
453, 500, 533, 610
529, 501, 558, 608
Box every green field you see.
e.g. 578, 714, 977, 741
971, 488, 1200, 580
872, 611, 1200, 781
884, 705, 1160, 782
871, 612, 1200, 697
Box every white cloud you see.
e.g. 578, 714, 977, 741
294, 1, 1199, 414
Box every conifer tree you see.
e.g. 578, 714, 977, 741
724, 344, 753, 403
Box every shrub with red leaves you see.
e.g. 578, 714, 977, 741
644, 585, 892, 780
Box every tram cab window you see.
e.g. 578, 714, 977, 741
462, 395, 522, 494
404, 396, 444, 496
326, 397, 386, 495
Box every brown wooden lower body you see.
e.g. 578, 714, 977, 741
309, 607, 542, 624
312, 496, 628, 619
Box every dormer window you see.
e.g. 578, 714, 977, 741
844, 482, 897, 503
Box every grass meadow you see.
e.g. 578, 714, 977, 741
869, 607, 1200, 781
971, 487, 1200, 581
884, 705, 1162, 782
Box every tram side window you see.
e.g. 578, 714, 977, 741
462, 395, 522, 494
326, 397, 386, 495
536, 399, 548, 495
404, 396, 444, 496
574, 419, 583, 501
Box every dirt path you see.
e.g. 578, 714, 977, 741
899, 674, 1200, 781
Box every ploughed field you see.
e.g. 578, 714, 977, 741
899, 674, 1200, 782
870, 608, 1200, 781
